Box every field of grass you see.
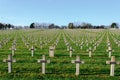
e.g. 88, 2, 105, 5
0, 29, 120, 80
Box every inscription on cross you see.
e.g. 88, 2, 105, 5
106, 56, 120, 76
3, 54, 16, 73
37, 55, 50, 74
71, 56, 84, 75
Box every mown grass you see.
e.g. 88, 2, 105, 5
0, 29, 120, 80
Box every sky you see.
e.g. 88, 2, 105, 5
0, 0, 120, 26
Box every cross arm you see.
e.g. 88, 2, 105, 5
37, 59, 50, 63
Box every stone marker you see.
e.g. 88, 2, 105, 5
25, 43, 29, 48
93, 43, 97, 50
10, 46, 16, 56
40, 42, 43, 49
49, 46, 54, 57
66, 43, 70, 51
117, 41, 120, 47
106, 46, 113, 58
3, 54, 16, 73
106, 56, 120, 76
79, 42, 83, 50
37, 55, 50, 74
69, 46, 73, 57
107, 42, 111, 47
87, 47, 93, 57
71, 56, 84, 75
86, 40, 89, 47
76, 42, 78, 46
30, 46, 35, 57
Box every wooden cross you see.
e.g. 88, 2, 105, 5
3, 54, 16, 73
10, 46, 16, 56
49, 46, 54, 57
87, 47, 93, 57
30, 46, 35, 57
106, 46, 113, 58
106, 56, 120, 76
71, 56, 84, 75
37, 55, 50, 74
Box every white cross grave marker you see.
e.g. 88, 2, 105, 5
66, 43, 70, 51
79, 42, 83, 50
69, 46, 73, 57
30, 46, 35, 57
106, 56, 120, 76
106, 46, 114, 58
40, 42, 43, 49
87, 47, 93, 57
10, 46, 16, 56
71, 56, 84, 75
93, 43, 97, 50
3, 54, 16, 73
37, 55, 50, 74
25, 43, 29, 48
49, 46, 55, 57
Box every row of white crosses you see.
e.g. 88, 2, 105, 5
3, 54, 50, 74
3, 54, 120, 76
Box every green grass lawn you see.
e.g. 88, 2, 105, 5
0, 29, 120, 80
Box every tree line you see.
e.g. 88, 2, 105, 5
30, 22, 119, 29
0, 22, 119, 30
0, 23, 14, 29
